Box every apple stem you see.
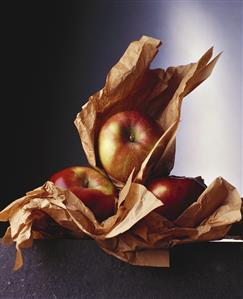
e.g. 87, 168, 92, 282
129, 134, 135, 142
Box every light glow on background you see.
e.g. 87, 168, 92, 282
154, 2, 242, 193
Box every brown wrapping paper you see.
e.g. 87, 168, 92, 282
0, 174, 162, 270
97, 177, 242, 267
0, 177, 241, 270
74, 35, 221, 187
227, 198, 243, 239
0, 35, 242, 271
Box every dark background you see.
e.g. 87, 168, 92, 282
1, 1, 167, 235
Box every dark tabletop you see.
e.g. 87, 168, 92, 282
0, 239, 243, 299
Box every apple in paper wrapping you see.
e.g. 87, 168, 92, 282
147, 176, 207, 221
98, 111, 162, 182
50, 166, 116, 222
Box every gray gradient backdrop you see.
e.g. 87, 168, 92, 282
156, 1, 242, 194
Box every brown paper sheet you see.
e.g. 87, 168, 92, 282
0, 175, 162, 270
74, 36, 221, 187
0, 36, 242, 271
97, 177, 242, 267
1, 176, 240, 270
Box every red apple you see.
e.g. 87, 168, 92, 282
50, 166, 116, 222
98, 111, 161, 182
147, 176, 207, 221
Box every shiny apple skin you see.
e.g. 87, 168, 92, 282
50, 166, 116, 222
98, 111, 161, 182
147, 176, 207, 221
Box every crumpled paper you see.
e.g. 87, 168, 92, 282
0, 176, 241, 270
0, 35, 242, 270
0, 172, 162, 270
97, 177, 242, 267
74, 35, 221, 187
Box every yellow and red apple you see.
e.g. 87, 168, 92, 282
147, 176, 207, 221
98, 111, 161, 182
50, 166, 116, 222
